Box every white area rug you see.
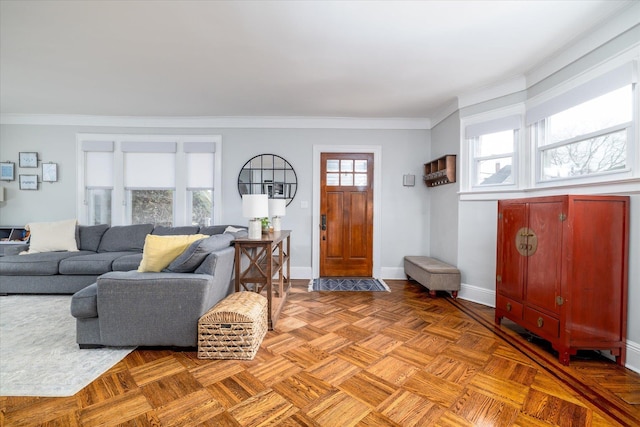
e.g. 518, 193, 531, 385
0, 295, 135, 397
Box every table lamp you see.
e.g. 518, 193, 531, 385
269, 199, 286, 232
242, 194, 269, 239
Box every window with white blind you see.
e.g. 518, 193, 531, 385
123, 141, 177, 226
186, 145, 215, 227
82, 141, 114, 225
462, 61, 638, 195
528, 62, 636, 184
77, 134, 221, 226
463, 114, 522, 190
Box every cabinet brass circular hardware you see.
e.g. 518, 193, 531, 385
537, 317, 544, 328
237, 154, 297, 207
506, 302, 512, 312
515, 227, 538, 257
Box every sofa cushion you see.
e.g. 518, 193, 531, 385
138, 234, 208, 272
198, 225, 229, 236
23, 219, 78, 254
112, 253, 143, 272
152, 225, 200, 236
193, 252, 218, 275
97, 224, 154, 253
70, 283, 98, 318
77, 224, 109, 252
226, 228, 248, 239
166, 233, 234, 273
59, 251, 140, 275
0, 251, 93, 275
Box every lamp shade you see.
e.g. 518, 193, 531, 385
242, 194, 269, 219
268, 199, 286, 217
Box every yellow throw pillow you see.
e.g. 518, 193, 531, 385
138, 234, 207, 272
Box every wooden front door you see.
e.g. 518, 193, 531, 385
320, 152, 374, 277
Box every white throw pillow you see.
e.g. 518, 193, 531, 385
22, 219, 79, 254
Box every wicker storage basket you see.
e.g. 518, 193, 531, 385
198, 291, 268, 360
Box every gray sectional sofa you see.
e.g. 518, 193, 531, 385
0, 223, 247, 348
0, 223, 241, 294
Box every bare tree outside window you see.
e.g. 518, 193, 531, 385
542, 131, 627, 179
131, 190, 173, 226
192, 190, 213, 226
538, 85, 631, 181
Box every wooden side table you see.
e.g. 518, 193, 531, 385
233, 230, 291, 329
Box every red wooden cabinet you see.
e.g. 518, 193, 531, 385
495, 195, 629, 366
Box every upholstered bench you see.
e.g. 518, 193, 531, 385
404, 256, 460, 298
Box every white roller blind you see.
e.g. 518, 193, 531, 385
121, 141, 176, 153
82, 140, 114, 152
187, 153, 214, 188
466, 115, 521, 139
125, 152, 175, 188
184, 141, 216, 153
86, 152, 113, 187
526, 62, 637, 125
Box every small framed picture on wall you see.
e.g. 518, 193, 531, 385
19, 152, 38, 168
42, 163, 58, 182
0, 162, 14, 181
19, 174, 38, 190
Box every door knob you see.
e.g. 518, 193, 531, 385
321, 214, 327, 231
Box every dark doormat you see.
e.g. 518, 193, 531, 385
309, 277, 390, 292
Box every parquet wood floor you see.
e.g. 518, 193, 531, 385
2, 280, 639, 426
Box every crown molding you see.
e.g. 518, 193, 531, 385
457, 76, 527, 110
0, 114, 431, 130
428, 99, 460, 128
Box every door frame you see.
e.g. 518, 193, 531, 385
312, 145, 382, 279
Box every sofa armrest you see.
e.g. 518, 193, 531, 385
95, 270, 233, 347
3, 244, 29, 256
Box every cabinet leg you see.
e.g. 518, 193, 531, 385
495, 314, 502, 325
429, 290, 436, 298
615, 348, 626, 367
451, 291, 458, 299
558, 349, 571, 366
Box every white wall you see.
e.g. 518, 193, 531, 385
0, 124, 430, 277
428, 111, 460, 266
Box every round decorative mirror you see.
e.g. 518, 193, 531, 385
238, 154, 297, 206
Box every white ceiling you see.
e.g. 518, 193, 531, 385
0, 0, 635, 120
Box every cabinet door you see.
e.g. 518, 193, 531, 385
525, 200, 564, 315
568, 198, 627, 342
497, 202, 526, 300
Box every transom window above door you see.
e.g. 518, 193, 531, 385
326, 159, 368, 186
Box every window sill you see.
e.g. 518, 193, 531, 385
459, 177, 640, 201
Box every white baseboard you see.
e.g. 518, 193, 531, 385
624, 339, 640, 374
380, 267, 406, 279
458, 282, 496, 307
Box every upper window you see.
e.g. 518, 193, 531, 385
527, 62, 636, 185
464, 114, 521, 189
462, 62, 637, 195
532, 85, 632, 182
326, 159, 368, 186
470, 129, 517, 187
77, 135, 220, 226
